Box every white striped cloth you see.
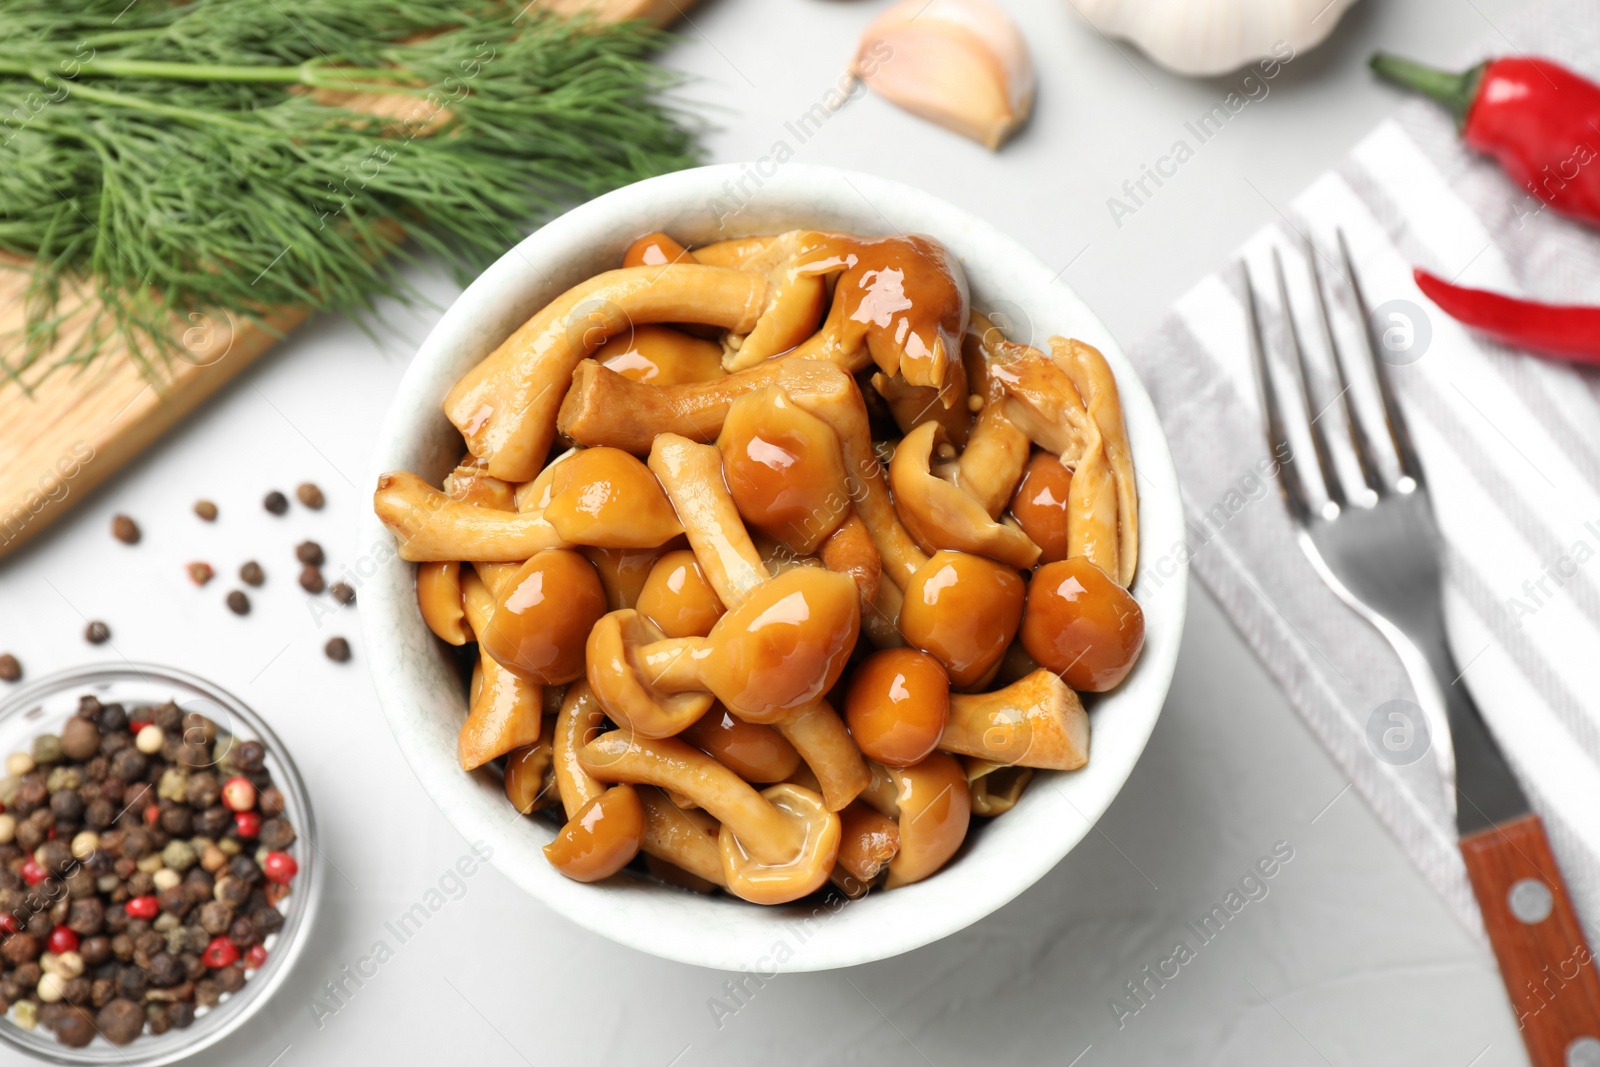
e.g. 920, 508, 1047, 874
1126, 0, 1600, 938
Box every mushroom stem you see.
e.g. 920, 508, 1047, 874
374, 471, 566, 562
771, 700, 870, 811
635, 638, 710, 692
956, 404, 1031, 519
458, 569, 542, 770
444, 264, 769, 481
940, 669, 1090, 771
579, 734, 809, 866
890, 421, 1040, 570
647, 434, 771, 609
1051, 337, 1138, 586
553, 681, 607, 819
986, 337, 1092, 464
638, 787, 727, 888
819, 510, 882, 609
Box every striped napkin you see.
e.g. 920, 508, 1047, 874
1125, 0, 1600, 937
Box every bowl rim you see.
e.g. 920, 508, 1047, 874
358, 162, 1188, 972
0, 662, 322, 1065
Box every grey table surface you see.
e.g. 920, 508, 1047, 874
0, 0, 1538, 1062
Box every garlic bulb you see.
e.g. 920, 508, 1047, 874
854, 0, 1036, 151
1071, 0, 1358, 77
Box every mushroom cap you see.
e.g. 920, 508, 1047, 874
883, 752, 971, 888
595, 324, 727, 386
844, 648, 950, 768
480, 549, 607, 685
636, 549, 726, 639
1020, 557, 1144, 692
585, 611, 715, 739
833, 802, 901, 889
622, 232, 694, 269
416, 561, 469, 646
1009, 452, 1073, 563
697, 567, 862, 723
889, 421, 1040, 569
683, 705, 801, 783
898, 549, 1025, 690
543, 784, 645, 883
718, 386, 850, 555
718, 784, 841, 905
543, 447, 685, 549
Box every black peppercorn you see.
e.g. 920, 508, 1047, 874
194, 500, 218, 522
97, 997, 145, 1045
232, 741, 265, 774
330, 581, 356, 605
85, 621, 111, 644
298, 565, 326, 593
226, 590, 250, 615
110, 515, 141, 545
239, 561, 264, 587
97, 703, 128, 734
295, 482, 324, 509
0, 654, 20, 683
324, 637, 351, 663
295, 540, 325, 566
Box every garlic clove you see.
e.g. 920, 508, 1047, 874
854, 0, 1035, 151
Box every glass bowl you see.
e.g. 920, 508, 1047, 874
0, 663, 321, 1065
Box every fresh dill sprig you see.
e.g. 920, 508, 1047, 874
0, 0, 703, 384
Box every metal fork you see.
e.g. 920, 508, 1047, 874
1246, 231, 1600, 1067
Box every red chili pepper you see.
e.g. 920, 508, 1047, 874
124, 895, 159, 920
1372, 53, 1600, 227
1413, 268, 1600, 362
202, 936, 240, 969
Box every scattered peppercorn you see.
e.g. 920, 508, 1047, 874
262, 491, 288, 516
193, 500, 218, 522
186, 562, 214, 586
295, 483, 324, 509
330, 582, 355, 606
239, 561, 264, 587
324, 638, 351, 663
225, 591, 250, 616
0, 655, 20, 683
110, 515, 140, 545
84, 622, 111, 645
298, 566, 326, 594
294, 540, 324, 566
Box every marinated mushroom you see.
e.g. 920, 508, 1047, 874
717, 386, 850, 554
953, 315, 1032, 518
1009, 452, 1073, 563
583, 545, 668, 611
939, 669, 1090, 771
541, 447, 684, 549
458, 569, 543, 770
543, 783, 645, 883
844, 648, 950, 768
683, 705, 802, 783
504, 737, 558, 814
890, 420, 1040, 570
579, 734, 840, 905
831, 802, 901, 897
897, 549, 1026, 690
444, 263, 769, 481
480, 549, 608, 685
818, 511, 883, 610
1020, 557, 1144, 692
1052, 337, 1139, 586
858, 753, 971, 888
718, 230, 829, 371
595, 324, 727, 385
416, 561, 469, 645
967, 762, 1034, 817
622, 231, 695, 269
636, 549, 726, 638
638, 786, 727, 889
373, 471, 566, 562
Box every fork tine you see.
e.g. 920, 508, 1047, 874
1272, 246, 1344, 515
1243, 261, 1313, 525
1337, 228, 1426, 492
1307, 239, 1382, 500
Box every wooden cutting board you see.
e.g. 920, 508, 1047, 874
0, 0, 694, 561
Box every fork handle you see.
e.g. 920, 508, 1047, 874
1459, 813, 1600, 1065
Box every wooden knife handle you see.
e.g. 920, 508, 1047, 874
1460, 813, 1600, 1066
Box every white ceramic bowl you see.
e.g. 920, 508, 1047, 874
359, 164, 1186, 972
